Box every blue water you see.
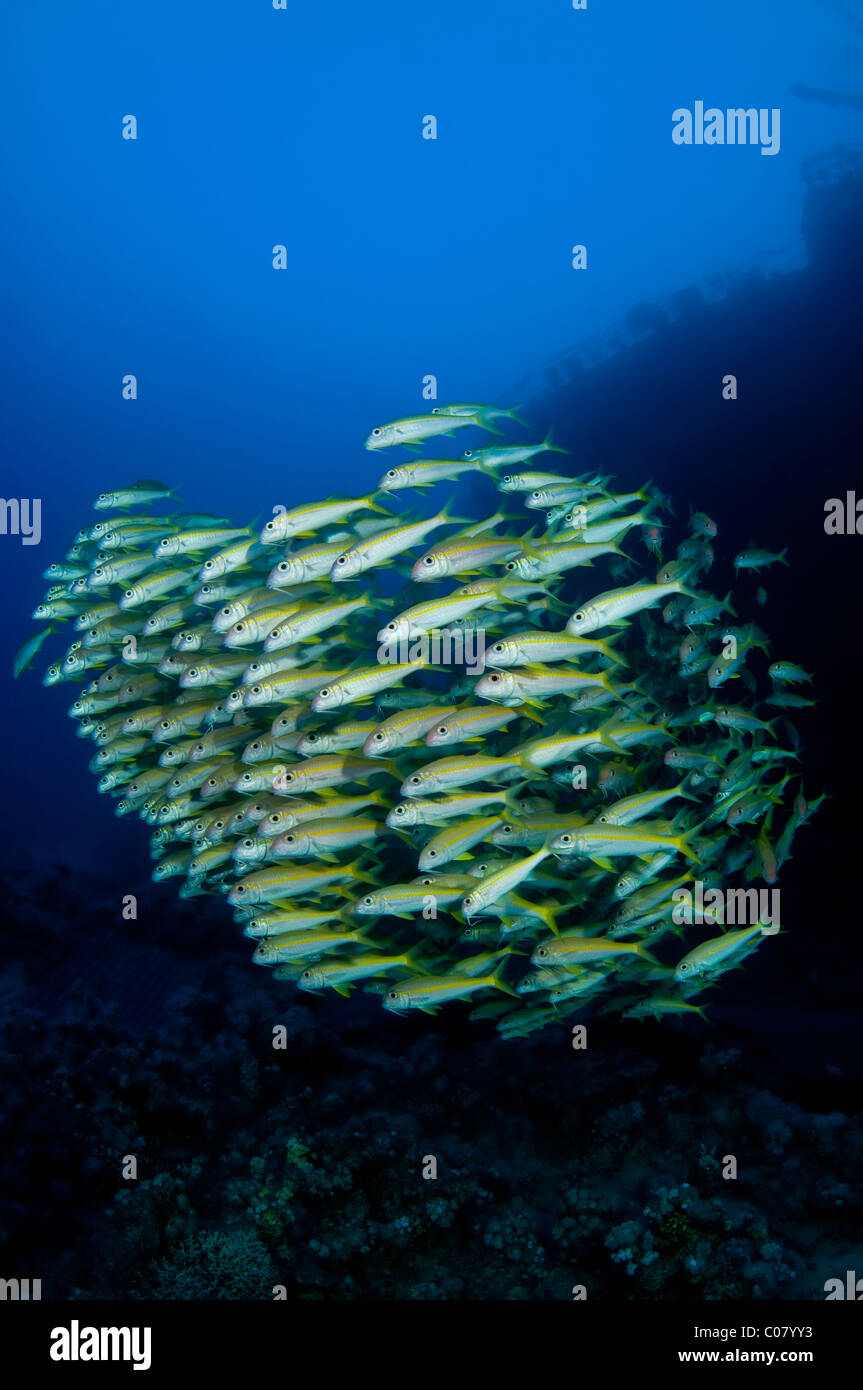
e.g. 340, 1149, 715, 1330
2, 0, 863, 1304
2, 1, 860, 869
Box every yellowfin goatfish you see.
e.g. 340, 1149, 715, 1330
365, 412, 483, 451
29, 401, 821, 1041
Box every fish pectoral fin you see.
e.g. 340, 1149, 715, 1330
334, 984, 355, 997
419, 1004, 441, 1015
591, 856, 617, 872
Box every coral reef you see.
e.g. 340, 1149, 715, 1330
1, 863, 860, 1300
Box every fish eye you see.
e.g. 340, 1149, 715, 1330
124, 588, 133, 598
98, 493, 106, 500
491, 643, 504, 654
393, 806, 405, 816
464, 450, 473, 459
505, 561, 517, 571
236, 623, 245, 632
252, 685, 261, 694
373, 732, 385, 742
302, 970, 313, 979
235, 885, 246, 895
284, 834, 294, 843
409, 775, 421, 785
386, 990, 397, 1000
386, 469, 397, 477
531, 491, 541, 501
560, 834, 572, 844
265, 521, 276, 531
499, 826, 513, 836
537, 947, 549, 959
336, 556, 348, 566
573, 611, 584, 623
372, 428, 382, 436
278, 562, 289, 572
160, 721, 170, 729
488, 674, 500, 683
386, 622, 397, 633
207, 778, 217, 787
319, 688, 330, 697
269, 814, 280, 823
435, 726, 448, 736
215, 821, 224, 830
426, 849, 437, 859
422, 556, 436, 567
204, 559, 214, 570
362, 896, 373, 906
243, 838, 254, 847
188, 668, 198, 677
464, 894, 475, 908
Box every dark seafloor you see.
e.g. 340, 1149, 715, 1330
1, 148, 861, 1302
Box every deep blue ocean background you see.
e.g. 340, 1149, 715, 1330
1, 1, 861, 1300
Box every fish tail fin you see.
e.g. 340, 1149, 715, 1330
759, 921, 781, 937
677, 829, 704, 863
515, 753, 546, 781
597, 719, 625, 754
518, 705, 544, 725
506, 405, 529, 427
530, 899, 560, 936
518, 526, 543, 559
503, 783, 529, 812
779, 547, 790, 566
366, 494, 395, 515
596, 636, 626, 666
491, 962, 520, 998
349, 867, 379, 886
636, 944, 661, 965
356, 928, 382, 948
542, 426, 569, 454
440, 497, 473, 526
402, 946, 430, 974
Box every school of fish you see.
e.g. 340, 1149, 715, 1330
22, 404, 824, 1037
